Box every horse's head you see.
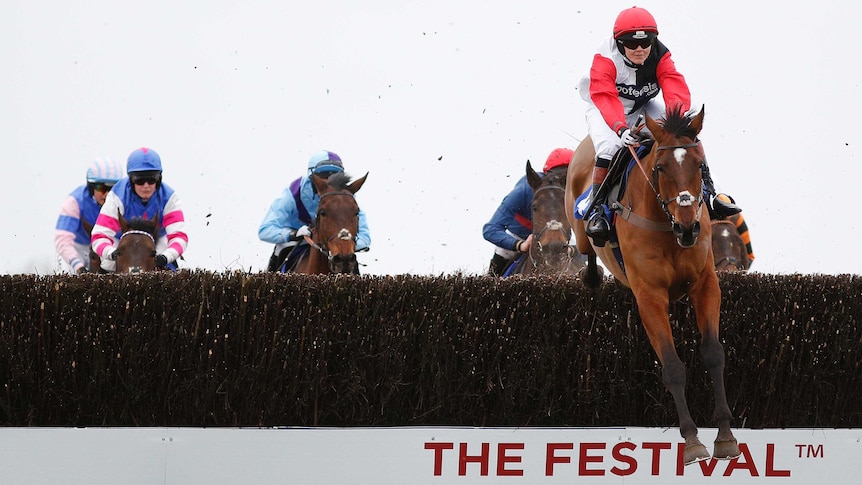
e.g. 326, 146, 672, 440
644, 105, 707, 248
115, 211, 159, 273
526, 161, 574, 271
711, 219, 750, 272
312, 172, 367, 274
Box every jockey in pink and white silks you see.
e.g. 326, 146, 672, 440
91, 147, 188, 272
54, 157, 123, 273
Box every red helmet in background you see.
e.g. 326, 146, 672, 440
613, 6, 659, 39
543, 148, 575, 173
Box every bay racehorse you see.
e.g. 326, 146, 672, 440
293, 172, 367, 274
564, 106, 741, 465
711, 219, 750, 272
115, 212, 159, 273
509, 161, 586, 275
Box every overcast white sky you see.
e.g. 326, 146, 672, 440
2, 1, 859, 276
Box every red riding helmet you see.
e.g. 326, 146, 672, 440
543, 148, 575, 173
613, 6, 659, 39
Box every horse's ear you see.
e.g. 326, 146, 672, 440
690, 104, 705, 134
526, 160, 542, 190
311, 173, 329, 194
348, 172, 369, 194
151, 212, 161, 236
645, 113, 663, 140
118, 209, 128, 232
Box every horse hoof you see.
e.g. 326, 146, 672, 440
684, 441, 710, 465
578, 266, 601, 288
713, 438, 741, 460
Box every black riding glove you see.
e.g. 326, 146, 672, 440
154, 254, 169, 268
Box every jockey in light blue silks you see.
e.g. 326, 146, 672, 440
55, 157, 124, 273
258, 150, 371, 271
91, 147, 188, 272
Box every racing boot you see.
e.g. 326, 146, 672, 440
488, 253, 509, 276
585, 161, 611, 247
586, 199, 610, 247
696, 141, 742, 219
702, 161, 742, 219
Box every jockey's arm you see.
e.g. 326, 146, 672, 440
258, 190, 301, 244
161, 193, 188, 263
356, 210, 371, 251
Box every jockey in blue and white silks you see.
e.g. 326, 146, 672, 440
91, 147, 188, 272
259, 150, 371, 260
54, 157, 123, 273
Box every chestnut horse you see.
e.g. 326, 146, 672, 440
711, 219, 750, 272
114, 212, 159, 273
509, 161, 586, 275
293, 172, 367, 274
564, 106, 740, 465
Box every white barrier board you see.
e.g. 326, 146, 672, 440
0, 427, 858, 484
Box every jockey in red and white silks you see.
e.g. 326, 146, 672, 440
578, 36, 691, 161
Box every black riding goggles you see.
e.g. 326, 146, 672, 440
89, 183, 114, 192
131, 176, 161, 186
619, 38, 653, 50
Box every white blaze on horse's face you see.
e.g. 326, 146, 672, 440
546, 220, 563, 231
337, 228, 353, 240
673, 148, 687, 164
676, 190, 694, 207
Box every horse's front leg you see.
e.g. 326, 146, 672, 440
690, 272, 741, 460
579, 253, 603, 288
632, 285, 710, 465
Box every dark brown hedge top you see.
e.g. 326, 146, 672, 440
0, 271, 858, 428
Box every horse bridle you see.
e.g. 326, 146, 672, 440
120, 229, 156, 244
302, 191, 359, 270
630, 142, 706, 228
116, 229, 157, 272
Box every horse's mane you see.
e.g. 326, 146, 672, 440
125, 216, 158, 235
327, 172, 352, 191
659, 105, 698, 140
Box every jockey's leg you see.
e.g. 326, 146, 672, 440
697, 141, 742, 219
488, 253, 509, 276
586, 158, 612, 247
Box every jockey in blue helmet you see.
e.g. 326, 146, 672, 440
259, 149, 371, 271
91, 147, 188, 271
55, 157, 123, 273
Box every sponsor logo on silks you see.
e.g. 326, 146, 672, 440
617, 82, 659, 100
631, 30, 650, 40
